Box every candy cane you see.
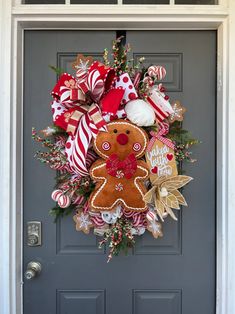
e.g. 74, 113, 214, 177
87, 69, 104, 102
71, 114, 92, 176
155, 66, 167, 81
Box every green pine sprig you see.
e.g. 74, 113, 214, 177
49, 204, 76, 222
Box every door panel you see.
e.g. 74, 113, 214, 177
24, 30, 216, 314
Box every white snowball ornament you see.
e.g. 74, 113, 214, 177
125, 99, 155, 127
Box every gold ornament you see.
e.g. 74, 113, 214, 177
144, 175, 193, 221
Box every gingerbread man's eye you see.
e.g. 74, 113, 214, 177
126, 130, 130, 134
113, 129, 118, 133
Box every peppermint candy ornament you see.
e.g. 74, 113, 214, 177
143, 76, 154, 86
148, 65, 166, 81
57, 194, 71, 208
51, 189, 63, 202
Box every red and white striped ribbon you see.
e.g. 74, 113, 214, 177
147, 123, 175, 152
70, 106, 106, 176
122, 209, 135, 218
83, 202, 89, 213
146, 95, 169, 122
87, 69, 104, 102
90, 215, 106, 227
71, 114, 93, 176
133, 212, 146, 227
133, 72, 141, 88
73, 195, 85, 205
122, 210, 147, 228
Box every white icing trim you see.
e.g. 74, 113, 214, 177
91, 163, 148, 211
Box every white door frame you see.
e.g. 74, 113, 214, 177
1, 2, 235, 314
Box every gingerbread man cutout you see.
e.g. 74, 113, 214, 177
89, 120, 149, 212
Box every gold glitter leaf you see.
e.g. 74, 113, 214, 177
171, 189, 187, 206
161, 175, 193, 191
162, 192, 180, 210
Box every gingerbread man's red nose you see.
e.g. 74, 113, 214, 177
116, 133, 129, 145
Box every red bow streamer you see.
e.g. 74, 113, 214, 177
68, 104, 107, 176
52, 101, 106, 176
72, 110, 106, 176
147, 122, 175, 152
106, 153, 137, 179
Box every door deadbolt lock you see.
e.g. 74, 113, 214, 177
27, 221, 42, 246
28, 233, 39, 245
25, 261, 42, 280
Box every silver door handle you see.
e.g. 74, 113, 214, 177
24, 261, 42, 280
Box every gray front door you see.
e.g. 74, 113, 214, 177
24, 30, 216, 314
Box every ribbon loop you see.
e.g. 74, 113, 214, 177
147, 122, 175, 152
66, 103, 107, 176
146, 86, 174, 123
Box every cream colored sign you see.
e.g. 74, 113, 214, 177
145, 139, 178, 182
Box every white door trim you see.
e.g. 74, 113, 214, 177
1, 2, 235, 314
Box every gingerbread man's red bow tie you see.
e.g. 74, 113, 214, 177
106, 153, 137, 179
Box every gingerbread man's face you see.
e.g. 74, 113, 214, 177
93, 120, 148, 160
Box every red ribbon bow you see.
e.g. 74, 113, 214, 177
106, 153, 137, 179
147, 122, 175, 152
50, 60, 138, 177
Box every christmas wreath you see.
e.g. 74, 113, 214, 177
33, 38, 199, 262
